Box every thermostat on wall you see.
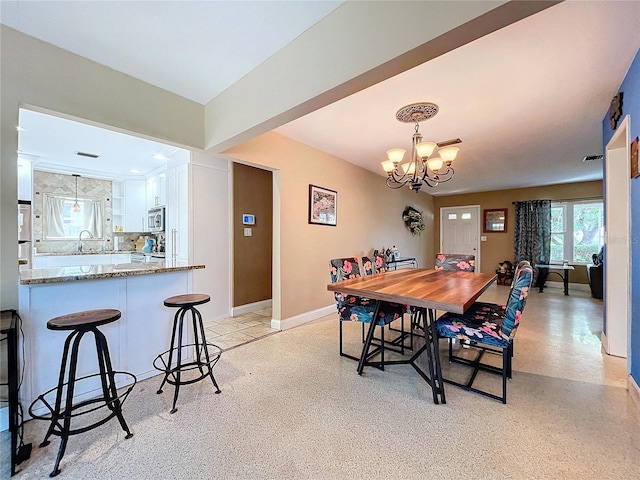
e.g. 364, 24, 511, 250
242, 214, 255, 225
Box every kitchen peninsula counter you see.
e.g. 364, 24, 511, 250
19, 261, 206, 416
21, 262, 204, 285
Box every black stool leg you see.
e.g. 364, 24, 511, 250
193, 307, 221, 394
93, 328, 133, 438
39, 331, 77, 449
50, 331, 85, 477
170, 308, 187, 414
157, 307, 181, 395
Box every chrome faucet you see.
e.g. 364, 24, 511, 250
78, 229, 94, 252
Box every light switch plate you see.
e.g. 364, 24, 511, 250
244, 228, 252, 237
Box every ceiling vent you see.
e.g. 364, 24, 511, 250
582, 154, 603, 162
76, 151, 100, 159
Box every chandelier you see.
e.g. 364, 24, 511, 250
381, 102, 460, 192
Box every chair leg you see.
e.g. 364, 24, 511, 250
502, 347, 508, 404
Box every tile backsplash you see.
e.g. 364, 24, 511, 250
33, 171, 114, 253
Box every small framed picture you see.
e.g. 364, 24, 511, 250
308, 184, 337, 226
483, 208, 508, 233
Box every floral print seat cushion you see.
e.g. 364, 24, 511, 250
434, 253, 475, 272
435, 263, 533, 348
329, 257, 403, 326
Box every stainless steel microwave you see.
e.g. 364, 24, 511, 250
148, 206, 165, 233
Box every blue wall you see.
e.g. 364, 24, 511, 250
602, 49, 640, 384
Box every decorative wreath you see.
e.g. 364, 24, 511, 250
403, 206, 425, 235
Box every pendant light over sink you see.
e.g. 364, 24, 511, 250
72, 174, 81, 212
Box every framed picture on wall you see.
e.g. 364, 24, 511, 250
308, 184, 337, 226
483, 208, 508, 233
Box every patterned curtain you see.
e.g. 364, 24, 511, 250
514, 200, 551, 265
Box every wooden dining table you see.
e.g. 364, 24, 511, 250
327, 268, 497, 404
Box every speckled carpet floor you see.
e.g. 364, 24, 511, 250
4, 284, 639, 479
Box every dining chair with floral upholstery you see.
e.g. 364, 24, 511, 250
329, 257, 405, 368
434, 261, 534, 403
434, 253, 476, 272
362, 255, 410, 355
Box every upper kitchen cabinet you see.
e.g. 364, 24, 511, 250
123, 180, 147, 232
17, 158, 33, 201
146, 172, 166, 209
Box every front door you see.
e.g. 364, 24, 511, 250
440, 205, 481, 269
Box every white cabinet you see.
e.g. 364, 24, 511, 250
146, 173, 166, 209
165, 163, 190, 264
17, 159, 33, 201
124, 180, 147, 232
33, 254, 117, 268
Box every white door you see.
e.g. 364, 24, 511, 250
440, 205, 481, 269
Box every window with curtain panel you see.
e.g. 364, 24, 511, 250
550, 199, 604, 264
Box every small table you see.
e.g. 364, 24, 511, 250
386, 257, 417, 270
535, 264, 575, 295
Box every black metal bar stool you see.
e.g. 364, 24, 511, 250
29, 309, 136, 477
154, 294, 221, 413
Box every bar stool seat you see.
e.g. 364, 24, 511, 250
29, 309, 135, 477
154, 293, 222, 413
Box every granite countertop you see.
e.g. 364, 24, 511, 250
20, 262, 205, 285
34, 250, 166, 257
34, 250, 136, 256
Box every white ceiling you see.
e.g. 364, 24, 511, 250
4, 1, 640, 195
1, 0, 343, 104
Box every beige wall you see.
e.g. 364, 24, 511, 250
434, 180, 603, 284
224, 132, 436, 319
1, 26, 204, 309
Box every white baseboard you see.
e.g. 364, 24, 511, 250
629, 375, 640, 412
271, 304, 335, 331
543, 281, 590, 292
231, 299, 272, 317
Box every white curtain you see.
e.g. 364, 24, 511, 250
45, 195, 66, 237
84, 200, 103, 237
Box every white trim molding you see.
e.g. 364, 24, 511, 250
271, 304, 335, 331
231, 299, 272, 317
629, 375, 640, 412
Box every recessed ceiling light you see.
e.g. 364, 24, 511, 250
152, 154, 168, 160
129, 168, 142, 173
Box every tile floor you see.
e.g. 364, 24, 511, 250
202, 308, 278, 351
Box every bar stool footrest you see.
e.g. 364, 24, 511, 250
153, 342, 222, 386
28, 372, 136, 434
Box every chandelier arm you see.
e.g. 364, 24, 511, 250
385, 177, 410, 189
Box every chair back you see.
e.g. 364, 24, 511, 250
499, 261, 533, 340
362, 255, 388, 276
435, 253, 475, 272
329, 257, 361, 305
361, 256, 375, 276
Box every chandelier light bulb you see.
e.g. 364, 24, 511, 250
415, 141, 437, 158
438, 146, 459, 162
381, 160, 396, 173
386, 148, 406, 164
427, 156, 444, 172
